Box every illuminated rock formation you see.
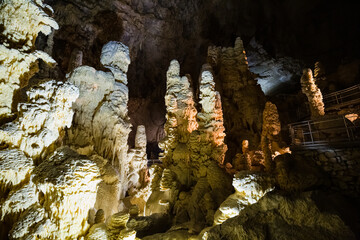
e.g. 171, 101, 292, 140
213, 171, 274, 225
0, 80, 79, 159
128, 125, 148, 190
2, 147, 100, 240
207, 37, 266, 161
314, 61, 327, 90
246, 38, 302, 95
0, 0, 58, 120
153, 60, 232, 234
301, 68, 325, 118
197, 64, 227, 165
261, 101, 291, 172
66, 41, 132, 203
0, 149, 34, 188
204, 191, 356, 240
158, 60, 198, 166
0, 0, 58, 50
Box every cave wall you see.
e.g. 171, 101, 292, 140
299, 148, 360, 195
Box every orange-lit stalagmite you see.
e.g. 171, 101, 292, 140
261, 101, 291, 172
300, 68, 325, 118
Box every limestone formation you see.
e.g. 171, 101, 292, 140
204, 191, 356, 240
0, 46, 56, 120
246, 38, 302, 95
66, 41, 132, 201
213, 171, 274, 225
197, 64, 227, 165
314, 61, 327, 90
261, 101, 290, 172
0, 149, 34, 188
0, 2, 359, 239
158, 60, 198, 166
153, 60, 233, 233
301, 68, 325, 118
0, 80, 79, 159
207, 37, 266, 161
0, 0, 58, 50
0, 0, 58, 120
2, 147, 101, 240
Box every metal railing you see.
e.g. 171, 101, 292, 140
147, 159, 162, 166
323, 84, 360, 111
294, 84, 360, 120
288, 116, 360, 148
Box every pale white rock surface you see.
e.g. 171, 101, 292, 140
0, 0, 58, 50
128, 125, 148, 190
0, 0, 58, 119
67, 42, 131, 166
0, 46, 56, 119
0, 80, 79, 158
213, 171, 274, 225
6, 147, 101, 240
0, 149, 34, 187
0, 181, 37, 220
101, 41, 131, 83
67, 42, 148, 221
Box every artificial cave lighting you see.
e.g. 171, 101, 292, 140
1, 0, 360, 239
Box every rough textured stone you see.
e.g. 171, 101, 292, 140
0, 80, 79, 159
2, 147, 101, 240
300, 68, 325, 118
213, 171, 274, 225
208, 37, 266, 161
0, 0, 58, 120
204, 191, 356, 240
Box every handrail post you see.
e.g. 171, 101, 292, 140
343, 116, 351, 141
307, 121, 314, 144
289, 124, 295, 144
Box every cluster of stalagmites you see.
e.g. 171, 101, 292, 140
207, 37, 266, 162
0, 2, 356, 239
0, 2, 148, 238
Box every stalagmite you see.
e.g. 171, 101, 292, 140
159, 60, 198, 166
66, 41, 132, 202
301, 68, 325, 118
197, 64, 227, 165
207, 37, 266, 161
150, 59, 232, 234
261, 102, 291, 172
128, 125, 148, 189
